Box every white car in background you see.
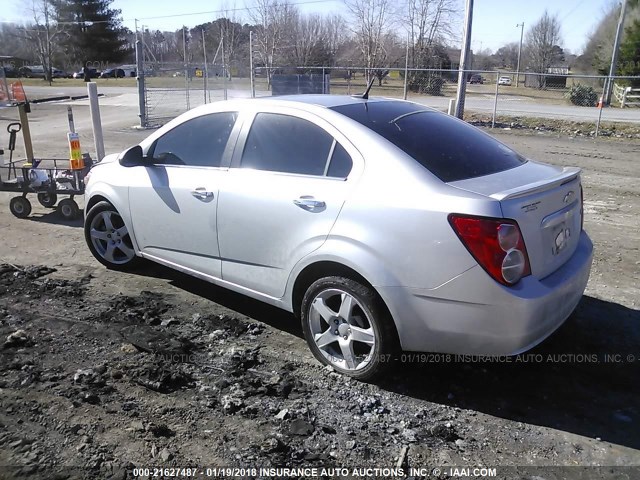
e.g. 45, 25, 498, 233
84, 95, 593, 380
498, 76, 513, 86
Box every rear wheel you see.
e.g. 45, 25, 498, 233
301, 276, 397, 381
58, 198, 80, 220
9, 196, 32, 218
37, 192, 57, 208
84, 201, 141, 270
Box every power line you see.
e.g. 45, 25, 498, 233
0, 0, 336, 26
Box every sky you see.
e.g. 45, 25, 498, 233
2, 0, 620, 55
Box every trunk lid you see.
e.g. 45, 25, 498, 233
449, 161, 583, 280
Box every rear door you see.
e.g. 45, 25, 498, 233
216, 109, 360, 298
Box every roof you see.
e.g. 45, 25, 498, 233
261, 94, 391, 108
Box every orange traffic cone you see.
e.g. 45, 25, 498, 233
596, 96, 603, 108
10, 81, 27, 103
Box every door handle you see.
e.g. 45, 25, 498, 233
293, 196, 326, 211
191, 188, 214, 200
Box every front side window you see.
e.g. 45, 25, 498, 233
151, 112, 237, 167
241, 113, 335, 176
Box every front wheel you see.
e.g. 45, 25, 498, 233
9, 196, 32, 218
301, 276, 397, 381
84, 201, 141, 270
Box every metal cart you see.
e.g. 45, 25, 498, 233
0, 159, 87, 220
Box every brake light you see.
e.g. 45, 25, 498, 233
448, 214, 531, 286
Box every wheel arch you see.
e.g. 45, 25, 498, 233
84, 185, 139, 252
85, 194, 111, 213
291, 261, 375, 319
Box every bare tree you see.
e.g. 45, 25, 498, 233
287, 12, 323, 66
247, 0, 295, 87
218, 3, 244, 71
345, 0, 394, 83
493, 42, 519, 69
323, 13, 347, 66
405, 0, 457, 68
20, 0, 65, 84
525, 10, 563, 77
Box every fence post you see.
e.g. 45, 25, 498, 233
492, 72, 499, 128
322, 67, 326, 94
135, 40, 146, 127
87, 82, 105, 161
403, 33, 409, 100
202, 28, 208, 104
183, 27, 190, 110
249, 31, 255, 98
222, 35, 227, 101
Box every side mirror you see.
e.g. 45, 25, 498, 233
118, 145, 145, 167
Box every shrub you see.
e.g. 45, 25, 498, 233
565, 84, 598, 107
409, 73, 445, 96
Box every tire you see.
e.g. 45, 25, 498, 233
37, 192, 57, 208
9, 196, 32, 218
57, 198, 80, 220
84, 201, 141, 270
301, 276, 398, 381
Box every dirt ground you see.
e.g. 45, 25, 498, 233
0, 99, 639, 480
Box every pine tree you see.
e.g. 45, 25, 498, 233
55, 0, 131, 68
618, 19, 640, 86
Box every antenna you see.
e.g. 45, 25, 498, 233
353, 76, 375, 100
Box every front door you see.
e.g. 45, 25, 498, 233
128, 111, 238, 277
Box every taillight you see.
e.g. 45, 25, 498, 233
448, 214, 531, 286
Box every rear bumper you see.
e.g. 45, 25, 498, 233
379, 231, 593, 355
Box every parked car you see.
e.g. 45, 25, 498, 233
100, 68, 125, 78
118, 65, 137, 77
84, 96, 593, 380
51, 67, 69, 78
18, 65, 45, 78
73, 67, 100, 79
498, 76, 512, 86
469, 74, 483, 84
2, 65, 18, 78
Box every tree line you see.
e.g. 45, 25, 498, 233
1, 0, 639, 85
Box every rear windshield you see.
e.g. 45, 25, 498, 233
330, 101, 526, 182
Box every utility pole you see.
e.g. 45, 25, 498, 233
515, 22, 524, 87
454, 0, 474, 119
604, 0, 628, 106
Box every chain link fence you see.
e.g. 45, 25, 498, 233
137, 60, 640, 136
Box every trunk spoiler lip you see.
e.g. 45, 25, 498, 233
489, 167, 581, 201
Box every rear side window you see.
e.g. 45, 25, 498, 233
327, 142, 352, 178
151, 112, 237, 167
330, 102, 525, 182
241, 113, 334, 176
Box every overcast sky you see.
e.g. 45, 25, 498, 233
2, 0, 620, 55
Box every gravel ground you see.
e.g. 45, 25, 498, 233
0, 99, 639, 479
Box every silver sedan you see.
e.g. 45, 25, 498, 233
84, 95, 593, 380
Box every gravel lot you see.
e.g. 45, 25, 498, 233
0, 98, 639, 479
